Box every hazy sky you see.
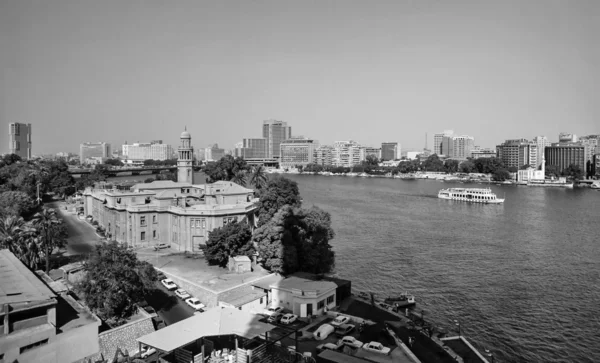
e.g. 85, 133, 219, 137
1, 0, 599, 155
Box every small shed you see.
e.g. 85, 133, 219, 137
227, 256, 252, 273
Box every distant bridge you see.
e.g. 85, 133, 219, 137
68, 166, 178, 177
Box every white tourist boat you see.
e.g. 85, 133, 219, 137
438, 187, 505, 204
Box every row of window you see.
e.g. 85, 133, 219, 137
317, 295, 335, 310
140, 230, 158, 240
140, 215, 158, 226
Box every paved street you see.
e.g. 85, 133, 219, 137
50, 201, 102, 256
145, 282, 194, 326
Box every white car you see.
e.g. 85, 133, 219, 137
280, 313, 298, 325
160, 278, 177, 290
174, 289, 191, 300
340, 336, 363, 349
266, 306, 284, 316
314, 324, 335, 340
185, 297, 206, 311
331, 315, 351, 327
362, 341, 391, 355
140, 345, 156, 359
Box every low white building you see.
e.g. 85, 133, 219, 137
254, 275, 336, 318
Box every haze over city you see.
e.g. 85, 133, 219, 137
1, 0, 599, 154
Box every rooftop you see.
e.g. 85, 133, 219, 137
207, 181, 255, 194
132, 180, 192, 191
138, 307, 275, 353
270, 276, 337, 294
0, 249, 56, 310
218, 284, 266, 308
90, 316, 155, 362
232, 256, 251, 262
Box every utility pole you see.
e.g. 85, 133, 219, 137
36, 183, 42, 205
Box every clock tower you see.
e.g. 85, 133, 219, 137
177, 127, 194, 184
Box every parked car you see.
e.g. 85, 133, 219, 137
316, 343, 342, 354
140, 345, 156, 359
193, 310, 205, 315
268, 312, 285, 323
154, 243, 169, 251
331, 315, 351, 327
280, 313, 298, 325
266, 306, 284, 316
185, 297, 206, 311
334, 324, 355, 336
156, 271, 166, 280
362, 341, 391, 355
314, 324, 335, 340
160, 278, 177, 290
340, 336, 363, 349
174, 289, 191, 300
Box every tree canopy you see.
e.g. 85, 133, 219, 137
0, 191, 38, 218
204, 221, 254, 267
253, 205, 335, 275
204, 155, 249, 182
33, 207, 68, 273
492, 168, 511, 181
562, 164, 584, 180
256, 176, 302, 226
78, 241, 158, 326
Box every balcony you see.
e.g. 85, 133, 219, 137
11, 315, 49, 332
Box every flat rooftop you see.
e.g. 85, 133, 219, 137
0, 249, 56, 313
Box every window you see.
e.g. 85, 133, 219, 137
140, 216, 146, 226
317, 300, 325, 310
153, 230, 157, 238
327, 295, 334, 304
141, 231, 146, 241
153, 215, 157, 223
202, 219, 206, 229
20, 339, 48, 354
260, 297, 264, 304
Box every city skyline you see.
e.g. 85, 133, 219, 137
2, 1, 600, 154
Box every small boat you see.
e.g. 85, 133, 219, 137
384, 293, 416, 308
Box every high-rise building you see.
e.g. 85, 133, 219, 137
496, 139, 538, 169
262, 120, 292, 159
579, 135, 599, 164
80, 142, 111, 163
204, 144, 226, 162
239, 138, 268, 159
122, 140, 173, 162
332, 140, 362, 167
593, 153, 600, 177
360, 147, 382, 161
314, 145, 334, 166
533, 136, 550, 168
471, 148, 496, 159
450, 136, 475, 159
433, 130, 453, 156
279, 137, 319, 168
8, 123, 32, 159
381, 142, 400, 161
545, 143, 586, 174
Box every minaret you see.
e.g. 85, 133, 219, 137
177, 127, 194, 184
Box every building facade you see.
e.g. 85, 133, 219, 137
533, 136, 550, 168
558, 132, 577, 143
593, 154, 600, 177
545, 143, 587, 174
262, 120, 292, 159
471, 148, 496, 158
83, 131, 258, 253
579, 134, 599, 163
122, 141, 173, 162
314, 145, 334, 166
449, 135, 475, 159
381, 142, 400, 161
433, 130, 453, 156
332, 140, 362, 167
204, 144, 225, 162
80, 142, 111, 164
239, 138, 268, 159
8, 123, 32, 159
279, 137, 319, 168
361, 147, 382, 160
496, 139, 538, 168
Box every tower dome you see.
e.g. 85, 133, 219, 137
180, 130, 191, 139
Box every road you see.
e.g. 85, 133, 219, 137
145, 282, 194, 326
50, 201, 103, 256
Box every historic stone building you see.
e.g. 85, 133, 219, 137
83, 130, 257, 253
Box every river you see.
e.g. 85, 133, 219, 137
109, 172, 600, 362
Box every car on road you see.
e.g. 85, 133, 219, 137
334, 324, 355, 336
268, 312, 285, 323
314, 324, 335, 340
154, 243, 170, 251
266, 306, 284, 316
280, 313, 298, 325
340, 336, 363, 349
331, 315, 351, 327
316, 343, 342, 354
160, 278, 177, 290
362, 341, 391, 355
174, 289, 191, 300
185, 297, 206, 311
140, 345, 156, 359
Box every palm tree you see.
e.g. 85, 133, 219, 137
231, 170, 247, 187
249, 165, 268, 190
33, 208, 67, 273
0, 215, 40, 268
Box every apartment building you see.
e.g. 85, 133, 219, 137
496, 139, 538, 168
279, 137, 319, 168
8, 123, 32, 159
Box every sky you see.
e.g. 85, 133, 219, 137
1, 0, 599, 155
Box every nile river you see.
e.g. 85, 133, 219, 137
110, 172, 600, 362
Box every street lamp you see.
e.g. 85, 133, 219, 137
485, 349, 494, 363
454, 320, 461, 337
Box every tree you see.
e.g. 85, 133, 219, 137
33, 208, 68, 273
204, 155, 248, 182
204, 221, 254, 267
253, 205, 335, 275
105, 158, 124, 167
365, 154, 379, 166
422, 155, 445, 172
545, 165, 561, 178
249, 165, 268, 190
0, 215, 41, 269
460, 160, 476, 173
78, 241, 157, 326
507, 166, 518, 173
444, 160, 459, 174
231, 170, 247, 187
492, 168, 511, 181
256, 176, 301, 226
2, 153, 22, 166
0, 191, 38, 218
472, 157, 504, 174
562, 164, 584, 180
